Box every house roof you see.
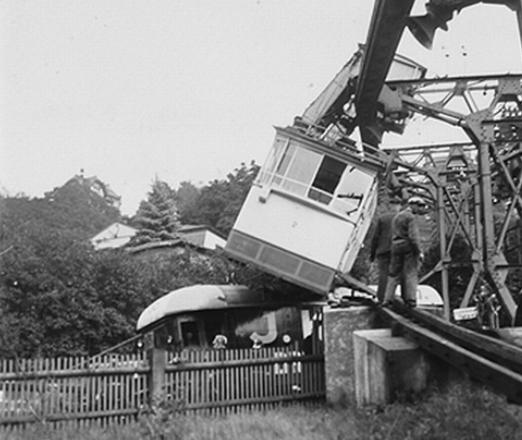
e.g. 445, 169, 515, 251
91, 222, 137, 241
125, 239, 186, 254
179, 224, 227, 240
91, 222, 226, 252
90, 222, 138, 250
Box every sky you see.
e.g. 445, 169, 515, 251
1, 1, 521, 215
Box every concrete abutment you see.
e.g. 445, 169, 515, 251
323, 305, 439, 407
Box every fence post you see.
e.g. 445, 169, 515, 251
148, 347, 167, 405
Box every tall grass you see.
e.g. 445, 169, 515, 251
4, 381, 521, 440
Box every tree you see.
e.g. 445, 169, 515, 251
217, 161, 260, 234
0, 179, 132, 357
0, 168, 277, 357
131, 179, 181, 245
1, 180, 120, 245
175, 181, 201, 224
180, 161, 259, 236
43, 176, 121, 237
0, 231, 153, 357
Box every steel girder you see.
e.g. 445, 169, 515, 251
381, 75, 522, 323
382, 142, 477, 320
355, 0, 415, 146
354, 0, 522, 147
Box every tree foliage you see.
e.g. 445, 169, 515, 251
176, 161, 259, 236
0, 169, 264, 357
131, 179, 181, 245
43, 177, 121, 237
1, 223, 245, 357
0, 237, 150, 357
174, 181, 200, 224
0, 178, 133, 357
0, 162, 282, 358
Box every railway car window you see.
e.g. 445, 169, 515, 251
263, 140, 374, 218
204, 313, 225, 346
331, 167, 373, 215
180, 321, 200, 347
258, 136, 288, 185
153, 325, 170, 349
281, 146, 321, 196
308, 156, 347, 204
273, 143, 296, 185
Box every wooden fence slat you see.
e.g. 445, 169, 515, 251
131, 368, 136, 409
95, 371, 101, 413
124, 369, 129, 410
109, 368, 115, 413
190, 356, 195, 406
5, 372, 11, 418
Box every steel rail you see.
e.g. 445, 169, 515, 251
391, 302, 522, 372
379, 304, 522, 402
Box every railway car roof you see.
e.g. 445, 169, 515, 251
136, 284, 321, 332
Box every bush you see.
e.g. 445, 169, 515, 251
7, 380, 519, 440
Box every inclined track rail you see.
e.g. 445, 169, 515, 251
379, 303, 522, 402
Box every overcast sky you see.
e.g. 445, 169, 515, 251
1, 1, 521, 215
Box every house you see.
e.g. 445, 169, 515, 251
90, 222, 138, 250
90, 223, 226, 251
48, 173, 122, 209
177, 225, 226, 250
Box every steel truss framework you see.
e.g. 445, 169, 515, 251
380, 74, 522, 324
349, 0, 522, 326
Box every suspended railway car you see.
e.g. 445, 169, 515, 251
224, 49, 426, 295
226, 128, 380, 294
136, 284, 324, 351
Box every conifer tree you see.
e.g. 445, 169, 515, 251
131, 179, 181, 245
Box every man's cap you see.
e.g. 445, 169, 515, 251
407, 196, 425, 205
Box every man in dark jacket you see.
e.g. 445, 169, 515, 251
370, 197, 402, 302
383, 196, 425, 307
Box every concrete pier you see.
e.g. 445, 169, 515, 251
323, 306, 375, 405
353, 329, 428, 406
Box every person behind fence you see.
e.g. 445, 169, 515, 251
383, 196, 425, 307
212, 334, 228, 349
252, 337, 263, 349
369, 196, 402, 302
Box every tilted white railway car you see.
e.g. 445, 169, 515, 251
224, 49, 425, 295
225, 127, 381, 294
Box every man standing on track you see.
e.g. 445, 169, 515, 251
383, 196, 425, 307
369, 196, 402, 302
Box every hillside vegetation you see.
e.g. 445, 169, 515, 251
0, 164, 263, 357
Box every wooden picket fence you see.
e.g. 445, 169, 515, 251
0, 352, 149, 430
0, 344, 325, 430
163, 344, 325, 415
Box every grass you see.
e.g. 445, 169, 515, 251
4, 381, 522, 440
